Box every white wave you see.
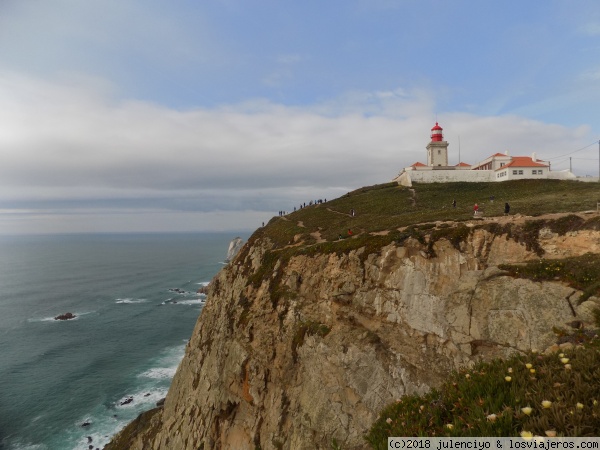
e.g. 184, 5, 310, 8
9, 441, 48, 450
139, 367, 177, 379
196, 281, 210, 286
169, 298, 205, 306
71, 345, 185, 449
115, 298, 148, 304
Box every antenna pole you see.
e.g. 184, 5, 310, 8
570, 157, 572, 173
458, 135, 461, 165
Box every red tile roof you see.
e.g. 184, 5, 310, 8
411, 162, 427, 167
455, 162, 471, 167
499, 156, 549, 169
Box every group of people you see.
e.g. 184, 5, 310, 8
271, 199, 329, 222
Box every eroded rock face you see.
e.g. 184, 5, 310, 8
225, 237, 245, 263
106, 219, 600, 450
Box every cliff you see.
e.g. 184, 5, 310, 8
105, 181, 600, 450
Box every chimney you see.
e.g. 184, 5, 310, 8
532, 152, 537, 162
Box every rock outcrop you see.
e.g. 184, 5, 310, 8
225, 237, 244, 263
106, 216, 600, 450
54, 312, 76, 321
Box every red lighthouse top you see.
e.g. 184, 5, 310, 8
430, 122, 443, 142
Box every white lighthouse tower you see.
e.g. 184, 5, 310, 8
426, 122, 449, 166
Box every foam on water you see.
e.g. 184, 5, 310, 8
172, 298, 205, 305
61, 344, 186, 449
139, 366, 178, 379
115, 298, 148, 304
10, 442, 48, 450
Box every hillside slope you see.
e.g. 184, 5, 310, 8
105, 180, 600, 450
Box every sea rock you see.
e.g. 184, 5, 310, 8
169, 288, 186, 294
54, 312, 76, 321
196, 284, 210, 295
225, 237, 244, 263
120, 397, 133, 406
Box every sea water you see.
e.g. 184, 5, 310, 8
0, 232, 247, 450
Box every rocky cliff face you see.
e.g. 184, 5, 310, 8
106, 215, 600, 450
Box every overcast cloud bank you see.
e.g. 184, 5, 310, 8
1, 1, 599, 234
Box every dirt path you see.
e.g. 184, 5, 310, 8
398, 210, 598, 232
326, 207, 352, 217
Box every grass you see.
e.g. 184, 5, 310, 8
365, 335, 600, 447
258, 180, 600, 253
499, 253, 600, 304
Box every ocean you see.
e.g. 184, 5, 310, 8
0, 232, 247, 450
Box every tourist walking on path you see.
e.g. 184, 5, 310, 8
452, 199, 456, 208
504, 202, 510, 216
473, 203, 479, 215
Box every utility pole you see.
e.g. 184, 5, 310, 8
570, 157, 572, 173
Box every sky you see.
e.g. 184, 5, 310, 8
1, 0, 600, 234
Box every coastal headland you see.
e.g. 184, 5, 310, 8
105, 180, 600, 449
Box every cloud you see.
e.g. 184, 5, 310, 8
581, 68, 600, 81
579, 22, 600, 36
0, 70, 596, 233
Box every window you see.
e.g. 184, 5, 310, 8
519, 170, 523, 175
438, 150, 441, 155
513, 170, 518, 175
500, 163, 505, 167
532, 170, 538, 175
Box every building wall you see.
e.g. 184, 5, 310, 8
395, 169, 495, 186
426, 142, 449, 166
395, 167, 576, 186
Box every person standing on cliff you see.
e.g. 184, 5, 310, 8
452, 199, 456, 208
473, 203, 479, 215
504, 202, 510, 216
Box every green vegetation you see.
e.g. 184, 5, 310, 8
259, 180, 600, 252
500, 253, 600, 305
366, 336, 600, 446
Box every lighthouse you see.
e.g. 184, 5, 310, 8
426, 122, 449, 166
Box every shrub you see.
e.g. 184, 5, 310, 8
366, 338, 600, 448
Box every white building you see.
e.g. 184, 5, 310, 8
394, 122, 575, 186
